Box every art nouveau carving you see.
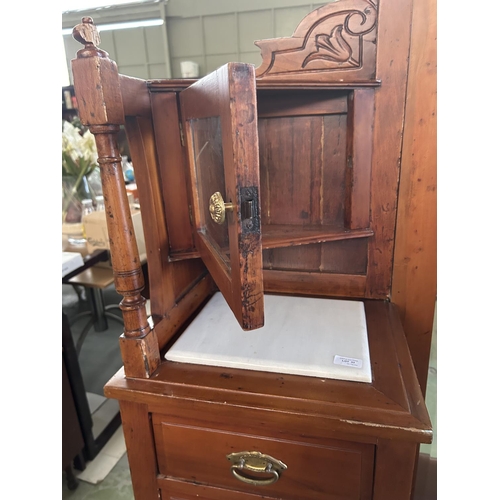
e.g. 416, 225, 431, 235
255, 0, 378, 83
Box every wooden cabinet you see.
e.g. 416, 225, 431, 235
70, 1, 435, 499
104, 300, 430, 499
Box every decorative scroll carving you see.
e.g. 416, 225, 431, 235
303, 26, 353, 66
255, 0, 378, 83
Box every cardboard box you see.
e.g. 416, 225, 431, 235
83, 209, 146, 265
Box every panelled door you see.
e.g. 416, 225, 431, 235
180, 63, 264, 331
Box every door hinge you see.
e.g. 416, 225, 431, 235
179, 121, 185, 147
188, 204, 193, 225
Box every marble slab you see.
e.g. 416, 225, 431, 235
165, 292, 372, 383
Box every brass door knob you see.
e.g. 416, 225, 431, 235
209, 191, 234, 224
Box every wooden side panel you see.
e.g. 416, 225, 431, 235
364, 301, 411, 410
125, 117, 209, 308
365, 0, 414, 298
392, 0, 437, 391
372, 440, 418, 500
119, 401, 160, 500
387, 303, 432, 428
125, 113, 211, 351
149, 91, 196, 255
125, 115, 174, 316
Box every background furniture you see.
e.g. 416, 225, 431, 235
70, 1, 435, 498
62, 313, 85, 491
62, 85, 78, 122
62, 248, 123, 353
62, 250, 124, 473
67, 266, 123, 354
62, 310, 122, 465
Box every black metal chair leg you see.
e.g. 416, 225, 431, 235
75, 318, 95, 356
64, 464, 79, 491
69, 310, 92, 326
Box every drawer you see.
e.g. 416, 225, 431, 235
159, 476, 278, 500
153, 416, 374, 500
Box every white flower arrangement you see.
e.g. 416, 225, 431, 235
62, 120, 99, 222
62, 120, 98, 177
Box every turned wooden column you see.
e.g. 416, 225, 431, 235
71, 17, 160, 378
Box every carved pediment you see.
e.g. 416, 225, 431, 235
255, 0, 378, 84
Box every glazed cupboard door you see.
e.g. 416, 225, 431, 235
180, 63, 264, 331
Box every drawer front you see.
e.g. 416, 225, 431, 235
153, 417, 374, 500
159, 476, 277, 500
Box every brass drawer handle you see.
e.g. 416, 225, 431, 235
209, 191, 234, 224
226, 451, 287, 486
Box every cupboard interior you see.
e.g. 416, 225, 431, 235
167, 87, 374, 286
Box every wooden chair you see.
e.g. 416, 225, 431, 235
70, 2, 435, 498
67, 266, 123, 355
62, 248, 123, 354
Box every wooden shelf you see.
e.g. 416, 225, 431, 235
168, 249, 202, 262
261, 225, 373, 250
168, 227, 374, 261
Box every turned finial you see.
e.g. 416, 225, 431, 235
72, 17, 109, 58
73, 17, 100, 47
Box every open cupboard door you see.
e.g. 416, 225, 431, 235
180, 63, 264, 331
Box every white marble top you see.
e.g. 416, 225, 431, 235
165, 292, 372, 383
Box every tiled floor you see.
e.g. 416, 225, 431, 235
62, 453, 134, 500
62, 284, 437, 499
